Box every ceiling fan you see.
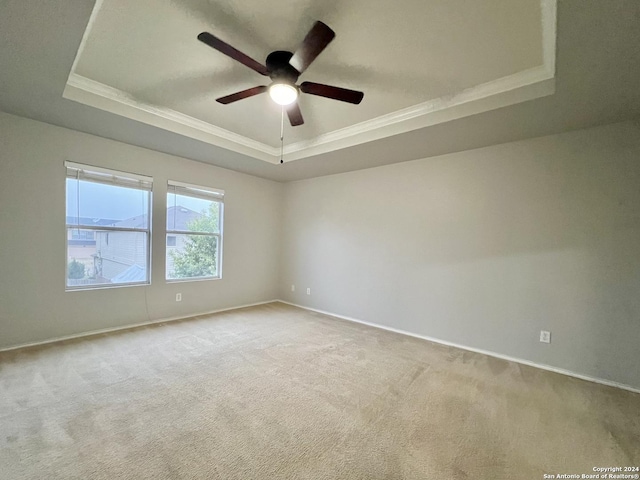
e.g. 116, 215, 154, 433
197, 21, 364, 127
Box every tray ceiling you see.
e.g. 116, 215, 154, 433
64, 0, 556, 164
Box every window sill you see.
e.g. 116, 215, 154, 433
165, 276, 222, 284
65, 281, 150, 292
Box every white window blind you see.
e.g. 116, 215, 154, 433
65, 161, 152, 191
167, 180, 224, 203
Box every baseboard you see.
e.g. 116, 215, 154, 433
277, 300, 640, 395
0, 299, 279, 353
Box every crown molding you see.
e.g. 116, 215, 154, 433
64, 0, 556, 165
63, 73, 281, 163
282, 65, 555, 161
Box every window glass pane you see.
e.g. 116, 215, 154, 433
70, 230, 94, 241
166, 193, 220, 233
66, 179, 150, 229
166, 234, 219, 280
67, 228, 149, 287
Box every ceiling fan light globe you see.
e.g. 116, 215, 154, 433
269, 83, 298, 106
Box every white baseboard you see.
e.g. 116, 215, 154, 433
277, 300, 640, 395
0, 299, 279, 353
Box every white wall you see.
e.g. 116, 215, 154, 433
279, 120, 640, 389
0, 112, 282, 348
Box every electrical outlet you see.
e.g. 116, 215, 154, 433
291, 284, 295, 292
540, 330, 551, 343
306, 287, 311, 295
176, 293, 182, 302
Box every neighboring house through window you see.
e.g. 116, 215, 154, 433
65, 162, 152, 289
166, 180, 224, 281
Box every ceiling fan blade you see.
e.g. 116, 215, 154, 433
300, 81, 364, 104
216, 86, 267, 104
286, 103, 304, 126
289, 21, 335, 74
198, 32, 269, 76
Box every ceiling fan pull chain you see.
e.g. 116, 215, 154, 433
280, 106, 285, 164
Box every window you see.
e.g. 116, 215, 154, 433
166, 180, 224, 281
65, 162, 152, 289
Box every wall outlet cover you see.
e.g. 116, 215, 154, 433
540, 330, 551, 343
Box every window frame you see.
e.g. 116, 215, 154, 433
166, 180, 224, 282
65, 161, 153, 291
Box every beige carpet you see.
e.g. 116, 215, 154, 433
1, 302, 638, 479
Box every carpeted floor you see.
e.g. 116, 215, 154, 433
1, 302, 638, 479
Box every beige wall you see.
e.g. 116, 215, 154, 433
279, 120, 640, 389
0, 112, 283, 348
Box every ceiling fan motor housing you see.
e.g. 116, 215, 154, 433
266, 51, 300, 84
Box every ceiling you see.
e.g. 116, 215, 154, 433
70, 0, 546, 151
1, 0, 639, 181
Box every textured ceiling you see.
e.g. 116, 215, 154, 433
1, 0, 639, 181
